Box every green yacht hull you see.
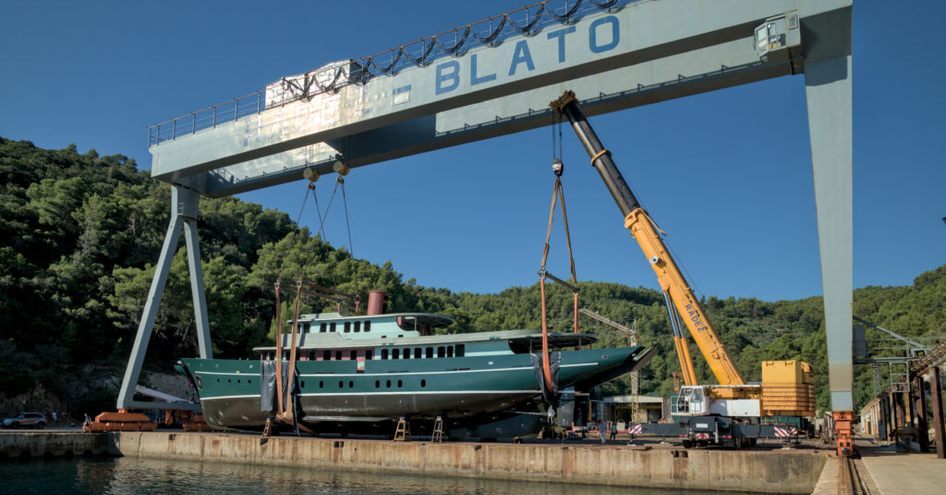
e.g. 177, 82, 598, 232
182, 345, 649, 431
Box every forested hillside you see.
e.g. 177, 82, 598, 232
1, 137, 943, 417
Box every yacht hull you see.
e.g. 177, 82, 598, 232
182, 345, 651, 432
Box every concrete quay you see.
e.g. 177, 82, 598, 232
858, 446, 945, 495
112, 431, 828, 493
0, 430, 112, 458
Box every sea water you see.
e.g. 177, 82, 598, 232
0, 456, 727, 495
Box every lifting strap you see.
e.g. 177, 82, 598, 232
283, 279, 304, 421
537, 170, 580, 397
272, 278, 311, 433
273, 281, 284, 416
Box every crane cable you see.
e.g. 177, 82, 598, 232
537, 115, 580, 397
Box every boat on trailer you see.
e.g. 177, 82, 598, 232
180, 308, 652, 439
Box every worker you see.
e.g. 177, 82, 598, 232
610, 420, 618, 441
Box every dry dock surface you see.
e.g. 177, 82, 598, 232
111, 431, 828, 493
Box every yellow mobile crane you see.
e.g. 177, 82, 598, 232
551, 91, 814, 447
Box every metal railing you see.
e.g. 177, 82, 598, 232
147, 0, 633, 147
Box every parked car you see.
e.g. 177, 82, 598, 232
1, 412, 47, 429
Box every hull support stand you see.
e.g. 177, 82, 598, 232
432, 416, 444, 443
394, 417, 411, 441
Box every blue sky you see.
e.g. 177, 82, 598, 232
1, 1, 943, 301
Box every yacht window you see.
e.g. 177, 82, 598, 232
447, 346, 454, 358
330, 322, 336, 332
403, 348, 411, 360
320, 323, 327, 333
420, 379, 427, 388
344, 321, 351, 333
349, 350, 357, 360
426, 347, 433, 359
366, 350, 373, 360
397, 379, 403, 388
323, 350, 331, 361
307, 351, 315, 360
381, 349, 388, 360
375, 380, 380, 388
303, 322, 311, 332
414, 348, 422, 359
386, 380, 392, 388
354, 321, 361, 333
437, 346, 446, 358
392, 349, 400, 359
456, 344, 465, 357
335, 350, 342, 360
364, 321, 371, 332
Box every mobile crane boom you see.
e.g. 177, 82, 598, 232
550, 91, 745, 387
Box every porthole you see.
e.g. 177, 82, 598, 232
375, 380, 381, 388
420, 379, 426, 388
338, 380, 344, 388
386, 380, 391, 388
397, 380, 403, 388
301, 380, 306, 388
319, 381, 324, 389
